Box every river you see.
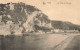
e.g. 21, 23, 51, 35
0, 33, 79, 50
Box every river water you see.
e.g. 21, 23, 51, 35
0, 34, 77, 50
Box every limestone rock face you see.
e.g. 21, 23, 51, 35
0, 2, 53, 35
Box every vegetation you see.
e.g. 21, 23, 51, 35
0, 2, 80, 33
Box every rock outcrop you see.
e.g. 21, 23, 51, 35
0, 2, 53, 35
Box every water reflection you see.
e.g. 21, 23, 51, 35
0, 34, 68, 50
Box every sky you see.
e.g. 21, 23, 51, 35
0, 0, 80, 25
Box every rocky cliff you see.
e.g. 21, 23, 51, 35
0, 2, 80, 35
0, 2, 53, 34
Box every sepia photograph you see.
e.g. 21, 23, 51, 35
0, 0, 80, 50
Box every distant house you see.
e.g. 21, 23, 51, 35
64, 30, 79, 33
54, 29, 79, 33
54, 29, 61, 33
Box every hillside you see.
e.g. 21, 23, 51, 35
51, 20, 80, 32
0, 2, 80, 35
0, 2, 52, 34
